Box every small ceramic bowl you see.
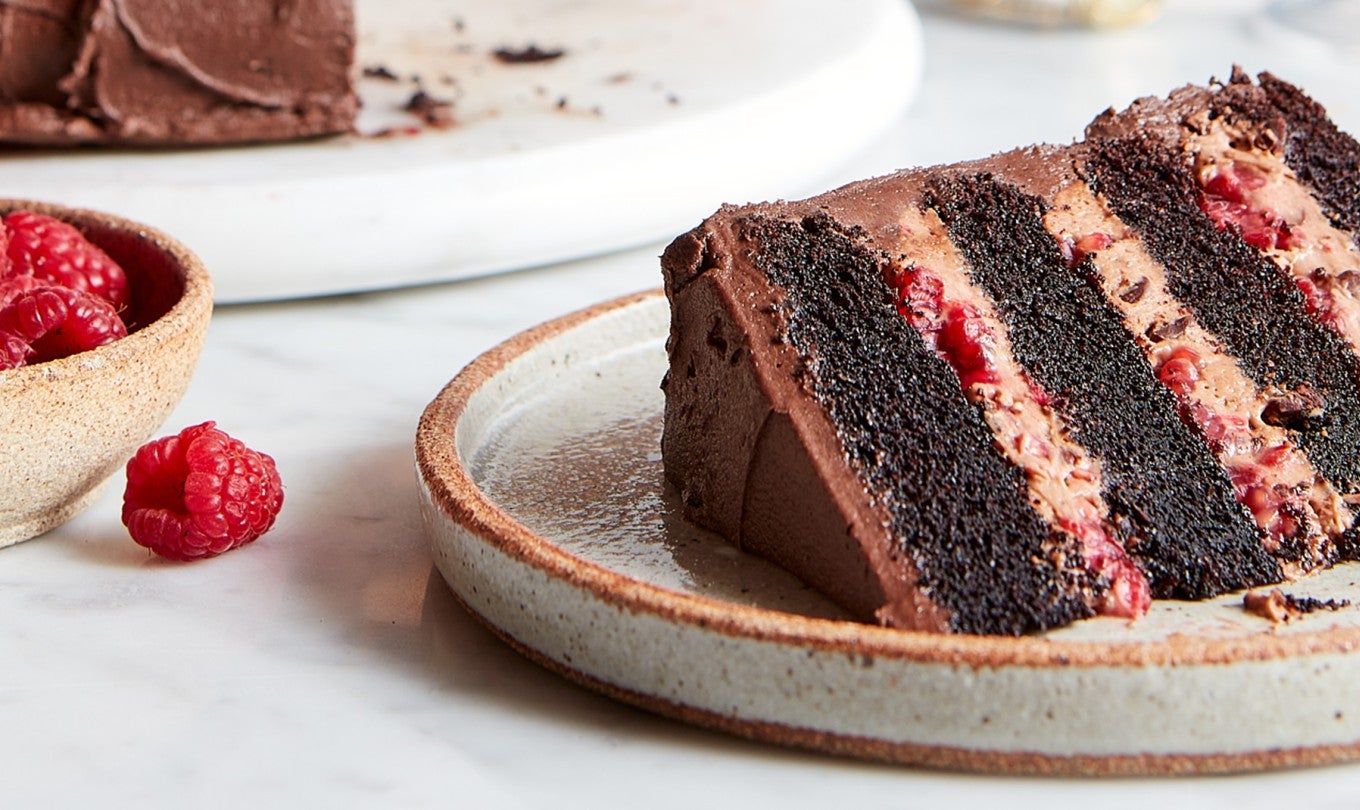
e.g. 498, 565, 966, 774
0, 199, 213, 548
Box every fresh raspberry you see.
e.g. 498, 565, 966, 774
0, 218, 10, 277
0, 285, 127, 364
122, 422, 284, 561
0, 330, 27, 370
4, 211, 130, 311
0, 273, 39, 309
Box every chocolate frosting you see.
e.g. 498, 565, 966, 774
0, 0, 356, 145
662, 212, 948, 630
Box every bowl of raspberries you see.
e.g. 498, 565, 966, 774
0, 200, 213, 547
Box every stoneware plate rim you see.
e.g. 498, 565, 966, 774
415, 289, 1360, 775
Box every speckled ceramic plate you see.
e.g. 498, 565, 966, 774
415, 289, 1360, 775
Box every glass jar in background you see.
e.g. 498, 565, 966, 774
943, 0, 1163, 28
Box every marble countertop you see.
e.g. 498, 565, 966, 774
7, 2, 1360, 807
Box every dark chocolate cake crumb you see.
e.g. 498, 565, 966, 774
404, 90, 455, 128
1261, 385, 1326, 431
492, 45, 567, 64
1289, 594, 1352, 612
1118, 277, 1148, 303
362, 65, 400, 81
1146, 315, 1191, 341
1244, 588, 1351, 622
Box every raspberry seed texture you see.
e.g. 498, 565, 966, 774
0, 285, 127, 365
122, 422, 284, 561
0, 210, 133, 370
4, 211, 130, 310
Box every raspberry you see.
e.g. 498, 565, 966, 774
4, 211, 130, 310
1202, 163, 1265, 204
1059, 232, 1113, 268
0, 330, 27, 370
1296, 276, 1331, 317
1197, 165, 1303, 252
0, 217, 10, 277
122, 422, 284, 561
0, 285, 127, 365
1156, 345, 1201, 396
938, 302, 1001, 388
893, 267, 944, 330
0, 273, 39, 309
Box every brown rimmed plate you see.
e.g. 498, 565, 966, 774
415, 289, 1360, 775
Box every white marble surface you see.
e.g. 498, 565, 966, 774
7, 1, 1360, 807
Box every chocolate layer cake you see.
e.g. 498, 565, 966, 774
0, 0, 357, 145
661, 69, 1360, 635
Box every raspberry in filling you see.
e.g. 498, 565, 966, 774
1198, 162, 1305, 252
1058, 517, 1149, 619
1059, 231, 1113, 268
1046, 174, 1351, 576
886, 262, 1150, 618
1156, 345, 1201, 396
1151, 341, 1330, 560
1192, 145, 1360, 357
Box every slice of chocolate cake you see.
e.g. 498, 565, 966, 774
661, 69, 1360, 635
0, 0, 357, 146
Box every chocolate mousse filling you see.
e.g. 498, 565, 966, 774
1042, 168, 1352, 575
1170, 93, 1360, 369
1085, 133, 1360, 557
925, 173, 1282, 598
740, 213, 1097, 635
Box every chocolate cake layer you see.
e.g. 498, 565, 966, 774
663, 211, 945, 630
881, 205, 1149, 618
1248, 72, 1360, 236
925, 173, 1282, 598
744, 213, 1096, 635
662, 206, 1104, 634
1083, 70, 1360, 566
0, 0, 357, 145
1086, 134, 1360, 525
1039, 167, 1352, 575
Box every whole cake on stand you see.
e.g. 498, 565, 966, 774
0, 0, 357, 145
